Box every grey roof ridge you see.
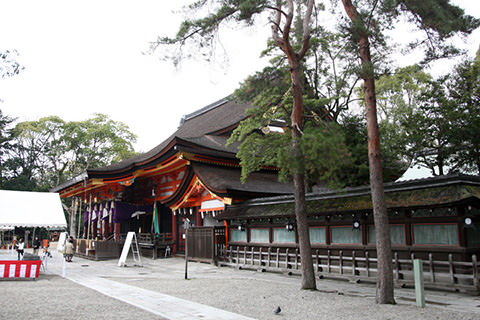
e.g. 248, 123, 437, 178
229, 173, 480, 208
50, 171, 88, 193
178, 95, 231, 127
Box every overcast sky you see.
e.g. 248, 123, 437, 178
1, 1, 479, 152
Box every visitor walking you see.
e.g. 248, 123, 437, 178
33, 236, 41, 255
16, 238, 24, 260
64, 237, 75, 262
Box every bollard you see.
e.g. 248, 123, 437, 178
62, 255, 66, 278
413, 259, 425, 308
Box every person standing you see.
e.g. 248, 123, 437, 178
33, 236, 41, 255
16, 238, 25, 260
65, 237, 75, 262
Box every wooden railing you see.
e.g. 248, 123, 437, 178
137, 233, 175, 259
219, 245, 480, 294
137, 233, 174, 245
75, 239, 121, 260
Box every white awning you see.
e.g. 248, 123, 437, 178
0, 190, 67, 229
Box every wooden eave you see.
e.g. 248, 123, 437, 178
88, 138, 180, 179
161, 165, 196, 206
58, 153, 189, 199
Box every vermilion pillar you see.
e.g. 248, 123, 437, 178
196, 208, 202, 227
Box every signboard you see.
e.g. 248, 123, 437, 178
117, 232, 134, 267
57, 232, 68, 253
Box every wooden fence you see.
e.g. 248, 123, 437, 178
218, 245, 480, 294
75, 238, 121, 260
187, 227, 225, 263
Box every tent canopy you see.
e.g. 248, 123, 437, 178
0, 190, 67, 229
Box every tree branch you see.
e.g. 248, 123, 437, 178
299, 0, 315, 59
271, 0, 284, 49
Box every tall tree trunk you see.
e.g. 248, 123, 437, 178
341, 0, 395, 304
291, 57, 316, 290
271, 0, 316, 290
291, 64, 316, 288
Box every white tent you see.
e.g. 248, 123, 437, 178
0, 190, 67, 229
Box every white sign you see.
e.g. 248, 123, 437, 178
200, 199, 224, 210
118, 232, 134, 267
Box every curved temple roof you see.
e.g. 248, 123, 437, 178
88, 97, 250, 176
52, 96, 293, 204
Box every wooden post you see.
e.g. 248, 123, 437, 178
352, 250, 356, 276
472, 255, 479, 293
276, 248, 280, 268
114, 223, 121, 241
259, 247, 263, 266
413, 259, 425, 308
267, 247, 271, 268
243, 246, 247, 265
236, 246, 239, 266
86, 195, 92, 241
184, 228, 188, 280
327, 250, 331, 273
286, 248, 289, 269
366, 251, 370, 277
295, 248, 299, 270
394, 252, 399, 280
315, 249, 319, 272
339, 250, 343, 275
448, 254, 455, 284
429, 253, 435, 283
77, 199, 83, 239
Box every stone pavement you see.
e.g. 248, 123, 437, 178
18, 248, 254, 320
1, 248, 480, 319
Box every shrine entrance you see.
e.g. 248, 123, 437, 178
175, 211, 197, 253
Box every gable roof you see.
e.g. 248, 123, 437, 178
88, 97, 250, 175
192, 163, 292, 198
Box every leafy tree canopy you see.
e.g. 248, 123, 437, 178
1, 114, 137, 191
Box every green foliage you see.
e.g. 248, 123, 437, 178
373, 54, 480, 176
370, 65, 431, 164
338, 114, 405, 186
339, 0, 480, 68
2, 114, 137, 191
369, 64, 459, 176
397, 0, 480, 39
444, 54, 480, 174
230, 77, 352, 189
393, 0, 479, 63
300, 122, 351, 189
0, 109, 16, 188
338, 114, 370, 186
402, 78, 456, 175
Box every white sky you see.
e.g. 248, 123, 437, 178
0, 1, 479, 152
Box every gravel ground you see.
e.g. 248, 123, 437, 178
110, 275, 480, 320
0, 274, 165, 320
1, 251, 480, 320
